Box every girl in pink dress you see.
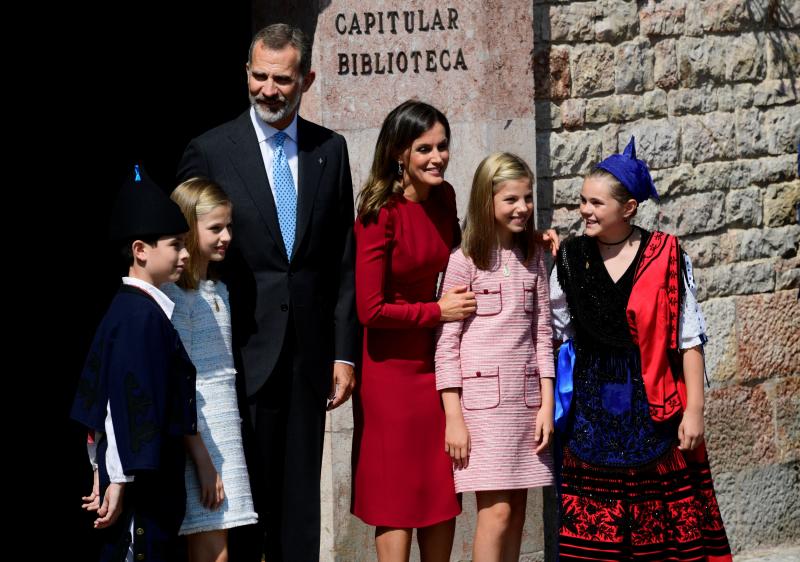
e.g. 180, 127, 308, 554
435, 152, 555, 562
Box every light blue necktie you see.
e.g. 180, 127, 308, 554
272, 131, 296, 259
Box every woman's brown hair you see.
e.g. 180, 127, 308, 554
357, 99, 450, 223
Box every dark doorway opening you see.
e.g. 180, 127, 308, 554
43, 2, 252, 555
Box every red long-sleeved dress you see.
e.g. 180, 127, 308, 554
351, 184, 462, 528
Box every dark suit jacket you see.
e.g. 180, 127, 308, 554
178, 110, 358, 400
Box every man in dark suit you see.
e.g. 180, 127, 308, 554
178, 23, 357, 561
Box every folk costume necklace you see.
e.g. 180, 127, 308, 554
597, 226, 635, 246
590, 226, 635, 270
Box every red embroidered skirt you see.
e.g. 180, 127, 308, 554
559, 446, 731, 561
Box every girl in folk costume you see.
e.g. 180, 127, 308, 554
550, 138, 731, 562
163, 178, 258, 562
436, 153, 555, 562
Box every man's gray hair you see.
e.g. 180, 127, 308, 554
248, 23, 312, 77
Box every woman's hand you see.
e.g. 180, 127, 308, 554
534, 404, 554, 454
438, 285, 476, 322
81, 468, 100, 512
95, 482, 125, 529
679, 346, 705, 451
445, 414, 471, 470
537, 229, 560, 257
185, 434, 225, 509
441, 389, 470, 469
196, 458, 225, 510
678, 408, 705, 451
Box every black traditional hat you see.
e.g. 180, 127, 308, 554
109, 165, 189, 241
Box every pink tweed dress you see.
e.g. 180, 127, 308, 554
435, 245, 555, 492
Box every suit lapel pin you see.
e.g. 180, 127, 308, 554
318, 157, 324, 165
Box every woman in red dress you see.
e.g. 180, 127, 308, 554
351, 100, 477, 561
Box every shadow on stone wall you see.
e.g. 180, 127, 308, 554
531, 7, 559, 561
759, 0, 798, 96
533, 3, 557, 236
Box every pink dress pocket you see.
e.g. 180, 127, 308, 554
462, 366, 500, 410
523, 281, 536, 313
473, 283, 502, 316
524, 364, 541, 408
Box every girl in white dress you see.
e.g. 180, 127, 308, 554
164, 178, 258, 562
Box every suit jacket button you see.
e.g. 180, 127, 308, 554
280, 304, 289, 312
136, 554, 145, 561
136, 527, 145, 536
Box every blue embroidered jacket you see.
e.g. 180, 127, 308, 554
71, 285, 197, 561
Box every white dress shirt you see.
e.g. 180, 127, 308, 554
250, 106, 299, 196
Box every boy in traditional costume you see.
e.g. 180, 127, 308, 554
72, 166, 197, 562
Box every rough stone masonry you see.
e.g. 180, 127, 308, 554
533, 0, 799, 556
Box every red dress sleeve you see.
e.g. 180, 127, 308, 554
355, 206, 442, 329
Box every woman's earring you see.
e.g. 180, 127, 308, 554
397, 162, 403, 176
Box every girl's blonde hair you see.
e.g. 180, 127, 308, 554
462, 152, 537, 271
170, 177, 232, 289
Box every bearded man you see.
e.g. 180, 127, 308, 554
178, 23, 358, 562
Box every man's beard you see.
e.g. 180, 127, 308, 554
250, 89, 303, 125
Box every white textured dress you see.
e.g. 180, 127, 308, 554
163, 280, 258, 534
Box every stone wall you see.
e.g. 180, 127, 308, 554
533, 0, 800, 554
